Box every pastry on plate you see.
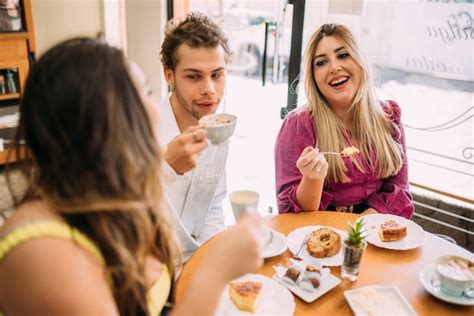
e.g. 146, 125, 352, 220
308, 277, 320, 289
305, 264, 321, 278
306, 264, 319, 272
229, 281, 263, 313
306, 228, 341, 258
284, 267, 301, 283
379, 220, 407, 242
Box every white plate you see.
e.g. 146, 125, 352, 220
287, 225, 347, 266
358, 214, 425, 250
344, 285, 417, 316
262, 229, 288, 259
419, 264, 474, 306
216, 273, 295, 315
272, 266, 341, 303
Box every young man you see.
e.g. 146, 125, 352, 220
159, 12, 232, 260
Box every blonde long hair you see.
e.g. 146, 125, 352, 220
6, 38, 180, 315
303, 24, 403, 183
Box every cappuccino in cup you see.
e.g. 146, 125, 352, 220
435, 255, 474, 296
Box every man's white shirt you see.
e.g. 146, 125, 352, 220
159, 96, 227, 260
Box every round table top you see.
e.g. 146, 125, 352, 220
175, 211, 473, 315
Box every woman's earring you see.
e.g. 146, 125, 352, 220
169, 85, 174, 93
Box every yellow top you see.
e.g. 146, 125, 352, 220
0, 221, 171, 315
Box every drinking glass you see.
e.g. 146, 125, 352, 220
341, 241, 366, 281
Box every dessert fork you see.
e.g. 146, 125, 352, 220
294, 232, 311, 258
321, 147, 359, 157
320, 151, 341, 156
264, 230, 274, 248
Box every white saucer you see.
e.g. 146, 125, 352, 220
419, 264, 474, 306
358, 214, 425, 250
287, 225, 347, 266
262, 229, 288, 259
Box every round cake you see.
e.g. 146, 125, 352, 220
306, 228, 341, 258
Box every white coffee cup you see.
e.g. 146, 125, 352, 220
199, 113, 237, 145
229, 190, 259, 221
229, 190, 275, 256
435, 255, 474, 296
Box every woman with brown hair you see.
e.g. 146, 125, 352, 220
275, 24, 414, 218
0, 38, 262, 315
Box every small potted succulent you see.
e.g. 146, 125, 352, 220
341, 220, 367, 281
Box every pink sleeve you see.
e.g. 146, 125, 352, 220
274, 110, 333, 213
366, 100, 415, 219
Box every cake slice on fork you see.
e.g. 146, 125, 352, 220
340, 146, 360, 157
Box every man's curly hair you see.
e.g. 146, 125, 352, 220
160, 12, 232, 70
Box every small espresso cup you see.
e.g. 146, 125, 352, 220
229, 190, 259, 220
435, 255, 474, 297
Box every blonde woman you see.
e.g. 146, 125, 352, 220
0, 38, 262, 315
275, 24, 414, 218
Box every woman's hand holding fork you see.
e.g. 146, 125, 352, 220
296, 146, 328, 180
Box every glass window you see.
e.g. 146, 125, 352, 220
306, 0, 473, 202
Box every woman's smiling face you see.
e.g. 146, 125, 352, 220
312, 35, 362, 110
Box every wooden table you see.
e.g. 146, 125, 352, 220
175, 211, 473, 315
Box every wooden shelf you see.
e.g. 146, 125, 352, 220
0, 146, 25, 165
0, 32, 29, 41
0, 147, 12, 164
0, 93, 20, 101
0, 0, 34, 166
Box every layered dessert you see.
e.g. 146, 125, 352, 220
379, 220, 407, 242
229, 281, 263, 313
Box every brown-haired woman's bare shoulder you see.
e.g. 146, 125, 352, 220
0, 201, 117, 315
0, 200, 61, 236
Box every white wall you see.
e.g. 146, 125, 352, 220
30, 0, 167, 96
125, 0, 167, 99
103, 0, 126, 50
31, 0, 104, 56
